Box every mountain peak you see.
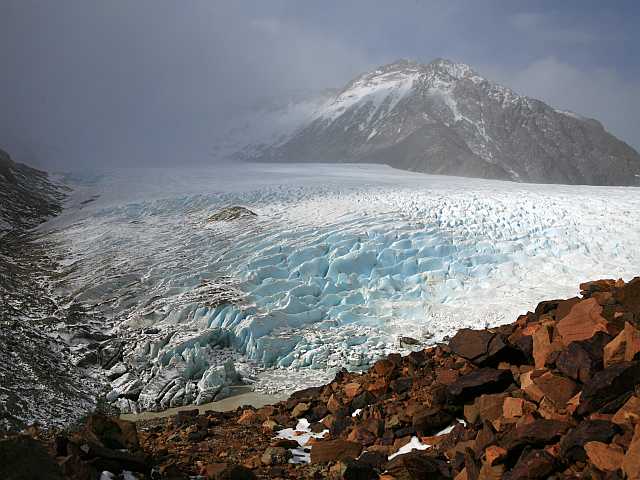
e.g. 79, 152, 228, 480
250, 58, 640, 186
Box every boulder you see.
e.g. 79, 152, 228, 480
504, 449, 557, 480
613, 276, 640, 313
532, 371, 578, 410
555, 331, 610, 383
501, 419, 570, 452
448, 329, 508, 366
612, 395, 640, 426
556, 298, 609, 346
446, 368, 513, 403
311, 439, 362, 464
578, 361, 640, 415
623, 424, 640, 480
412, 408, 454, 435
385, 451, 450, 480
584, 441, 624, 472
203, 463, 257, 480
603, 322, 640, 367
559, 420, 620, 461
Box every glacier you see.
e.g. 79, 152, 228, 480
44, 162, 640, 412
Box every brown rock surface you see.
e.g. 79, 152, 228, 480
556, 298, 609, 345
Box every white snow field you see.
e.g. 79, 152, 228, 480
46, 163, 640, 411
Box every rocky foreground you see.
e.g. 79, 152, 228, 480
3, 277, 640, 479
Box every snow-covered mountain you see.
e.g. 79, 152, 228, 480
244, 59, 640, 185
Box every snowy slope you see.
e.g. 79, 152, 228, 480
251, 59, 640, 185
46, 163, 640, 413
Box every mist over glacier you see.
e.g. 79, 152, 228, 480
45, 162, 640, 411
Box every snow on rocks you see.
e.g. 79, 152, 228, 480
275, 418, 329, 464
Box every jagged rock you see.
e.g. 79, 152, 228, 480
559, 420, 620, 461
578, 361, 640, 415
614, 277, 640, 313
412, 408, 454, 435
612, 395, 640, 426
532, 371, 578, 410
556, 298, 609, 345
260, 446, 290, 465
311, 439, 362, 463
291, 402, 310, 418
385, 451, 450, 480
622, 424, 640, 480
336, 459, 379, 480
531, 322, 561, 369
555, 331, 610, 382
203, 463, 257, 480
504, 449, 557, 480
449, 329, 505, 365
446, 368, 513, 403
604, 322, 640, 367
584, 441, 624, 472
500, 419, 570, 452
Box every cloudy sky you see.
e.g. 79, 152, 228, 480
1, 0, 639, 169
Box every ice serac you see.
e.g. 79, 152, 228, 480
254, 58, 640, 186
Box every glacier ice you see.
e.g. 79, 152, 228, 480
45, 163, 640, 411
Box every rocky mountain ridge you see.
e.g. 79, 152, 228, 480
251, 59, 640, 185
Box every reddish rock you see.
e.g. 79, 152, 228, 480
446, 368, 513, 403
612, 395, 640, 426
559, 420, 620, 461
623, 423, 640, 479
484, 445, 506, 466
578, 361, 640, 415
604, 322, 640, 367
556, 298, 609, 346
448, 328, 509, 366
531, 322, 560, 369
373, 358, 396, 377
385, 451, 451, 479
237, 410, 258, 426
584, 441, 624, 472
327, 394, 343, 414
501, 419, 570, 452
614, 276, 640, 312
580, 279, 617, 296
555, 331, 611, 383
533, 371, 579, 410
412, 408, 454, 436
474, 393, 509, 423
344, 382, 362, 399
310, 439, 362, 464
504, 449, 557, 480
347, 426, 377, 446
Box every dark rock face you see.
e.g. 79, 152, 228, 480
255, 59, 640, 185
578, 361, 640, 415
0, 436, 65, 480
446, 367, 513, 402
384, 451, 450, 479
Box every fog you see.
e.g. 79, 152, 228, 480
1, 0, 639, 170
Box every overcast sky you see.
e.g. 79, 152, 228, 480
1, 0, 639, 170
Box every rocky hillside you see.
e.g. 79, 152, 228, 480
254, 59, 640, 185
9, 277, 640, 479
0, 148, 65, 234
0, 149, 99, 432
